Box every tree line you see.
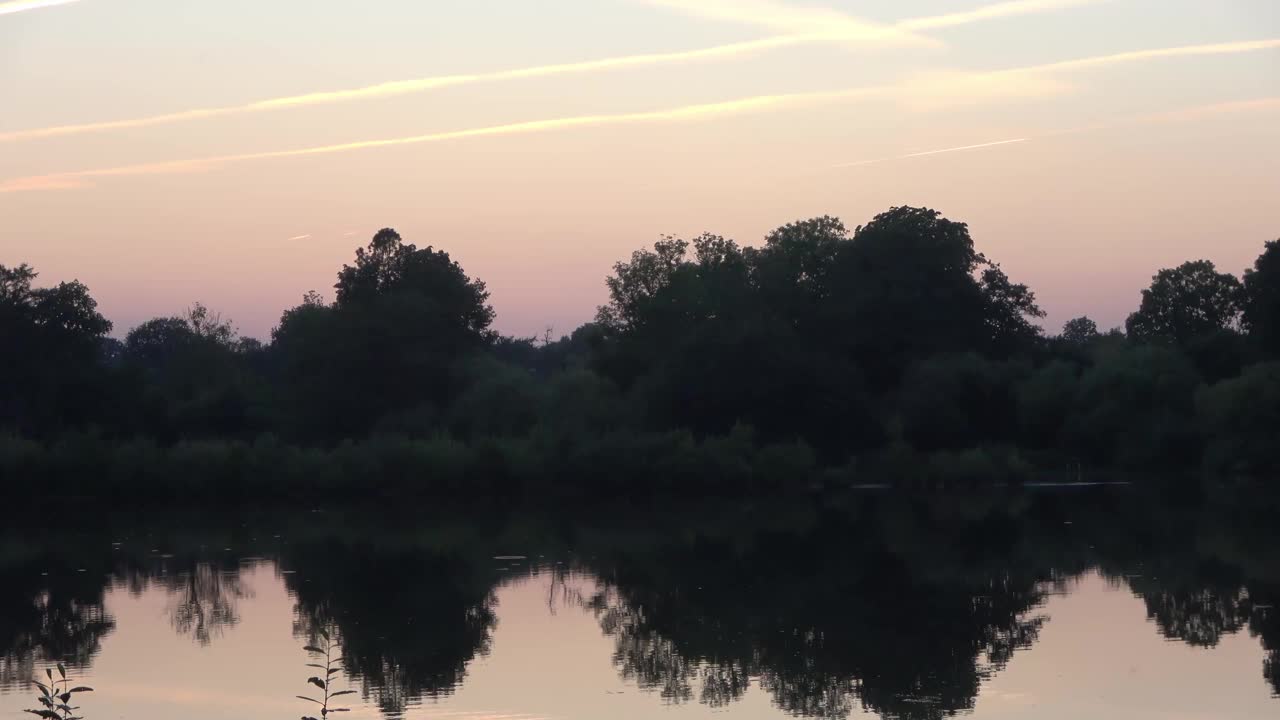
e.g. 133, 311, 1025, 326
2, 206, 1278, 496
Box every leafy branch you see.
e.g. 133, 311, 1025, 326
26, 663, 93, 720
298, 626, 356, 719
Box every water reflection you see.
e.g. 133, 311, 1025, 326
0, 489, 1276, 719
0, 546, 115, 690
284, 540, 498, 717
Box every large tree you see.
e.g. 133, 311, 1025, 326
1126, 260, 1243, 345
272, 229, 496, 439
1243, 239, 1280, 357
821, 206, 1043, 382
0, 264, 113, 434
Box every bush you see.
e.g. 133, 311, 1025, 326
1198, 362, 1280, 477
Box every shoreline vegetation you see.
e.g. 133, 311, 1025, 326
3, 206, 1278, 498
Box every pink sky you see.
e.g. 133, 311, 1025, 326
1, 0, 1277, 338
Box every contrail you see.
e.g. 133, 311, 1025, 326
0, 34, 812, 143
1011, 38, 1280, 74
636, 0, 935, 47
833, 96, 1280, 169
0, 0, 1118, 144
287, 234, 312, 241
898, 0, 1110, 31
6, 86, 1278, 194
0, 87, 890, 193
0, 0, 80, 16
835, 138, 1028, 167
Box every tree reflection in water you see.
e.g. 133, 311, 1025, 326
0, 490, 1276, 717
283, 540, 499, 718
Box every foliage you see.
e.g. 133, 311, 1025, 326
1060, 316, 1100, 345
3, 217, 1280, 495
298, 627, 357, 720
1126, 260, 1243, 345
26, 663, 92, 720
1197, 362, 1280, 477
1243, 239, 1280, 357
0, 264, 113, 436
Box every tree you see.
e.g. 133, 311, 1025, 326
272, 230, 497, 439
1126, 260, 1243, 345
1066, 344, 1202, 468
122, 304, 267, 439
822, 206, 1043, 383
335, 228, 495, 340
1197, 362, 1280, 477
1243, 239, 1280, 357
1060, 316, 1100, 345
0, 264, 113, 434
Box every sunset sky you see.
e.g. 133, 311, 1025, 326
2, 0, 1278, 339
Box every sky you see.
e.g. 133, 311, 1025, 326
1, 0, 1278, 340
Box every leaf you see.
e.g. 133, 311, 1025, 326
46, 669, 53, 681
296, 696, 322, 705
303, 716, 321, 720
302, 646, 324, 653
24, 710, 60, 719
327, 668, 340, 675
305, 663, 326, 669
67, 687, 93, 693
57, 664, 65, 679
308, 677, 326, 690
59, 693, 72, 703
32, 681, 50, 696
319, 628, 329, 641
329, 709, 350, 712
330, 691, 356, 697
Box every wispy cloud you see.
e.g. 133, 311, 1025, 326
833, 96, 1280, 169
1009, 38, 1280, 74
0, 87, 894, 193
0, 0, 1114, 144
0, 0, 80, 17
287, 234, 312, 241
637, 0, 934, 46
5, 45, 1276, 194
0, 35, 812, 144
897, 0, 1110, 31
835, 138, 1029, 167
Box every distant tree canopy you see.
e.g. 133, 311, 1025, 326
3, 212, 1280, 488
1060, 316, 1100, 345
1126, 260, 1243, 345
591, 207, 1043, 454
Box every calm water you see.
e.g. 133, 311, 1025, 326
1, 489, 1277, 720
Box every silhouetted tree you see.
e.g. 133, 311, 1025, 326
1060, 316, 1100, 345
121, 303, 268, 440
1243, 239, 1280, 358
1126, 260, 1243, 345
272, 229, 496, 440
0, 264, 113, 436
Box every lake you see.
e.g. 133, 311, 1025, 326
1, 488, 1277, 720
